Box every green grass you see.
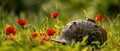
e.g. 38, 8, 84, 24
0, 0, 120, 50
0, 11, 120, 51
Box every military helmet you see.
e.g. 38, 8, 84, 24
52, 19, 107, 45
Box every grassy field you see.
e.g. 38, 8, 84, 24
0, 0, 120, 51
0, 11, 120, 51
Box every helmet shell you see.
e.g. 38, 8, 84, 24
53, 19, 107, 45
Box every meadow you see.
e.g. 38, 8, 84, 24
0, 0, 120, 51
0, 11, 120, 51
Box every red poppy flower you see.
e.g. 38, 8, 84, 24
47, 29, 56, 36
43, 38, 51, 41
96, 14, 105, 21
51, 11, 58, 19
41, 38, 51, 45
103, 28, 107, 34
6, 26, 16, 36
7, 37, 14, 41
31, 32, 38, 39
18, 19, 27, 26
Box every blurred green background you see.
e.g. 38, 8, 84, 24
0, 0, 120, 28
0, 0, 120, 18
0, 0, 120, 30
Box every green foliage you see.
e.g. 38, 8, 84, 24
0, 12, 120, 51
0, 0, 120, 51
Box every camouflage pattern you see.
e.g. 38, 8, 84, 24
53, 19, 107, 45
